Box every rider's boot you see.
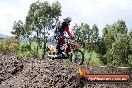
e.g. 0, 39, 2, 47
56, 44, 68, 57
56, 45, 62, 57
62, 52, 67, 57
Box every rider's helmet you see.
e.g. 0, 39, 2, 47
63, 17, 72, 24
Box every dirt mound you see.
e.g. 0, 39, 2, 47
0, 54, 132, 88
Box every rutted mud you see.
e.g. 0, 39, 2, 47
0, 54, 132, 88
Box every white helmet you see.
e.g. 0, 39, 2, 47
64, 17, 72, 23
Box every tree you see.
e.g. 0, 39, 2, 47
96, 37, 107, 64
11, 20, 24, 40
11, 1, 61, 58
128, 31, 132, 66
72, 23, 90, 48
25, 1, 61, 58
85, 24, 99, 63
92, 24, 99, 42
102, 20, 129, 66
103, 24, 115, 49
112, 34, 128, 66
72, 23, 100, 64
91, 24, 99, 51
128, 31, 132, 51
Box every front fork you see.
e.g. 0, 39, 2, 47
69, 47, 75, 62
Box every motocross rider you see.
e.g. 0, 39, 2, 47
54, 17, 73, 57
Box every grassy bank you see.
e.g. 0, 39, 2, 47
18, 42, 103, 66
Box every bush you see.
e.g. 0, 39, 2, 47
0, 38, 20, 55
19, 43, 33, 57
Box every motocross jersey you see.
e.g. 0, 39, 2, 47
54, 20, 71, 45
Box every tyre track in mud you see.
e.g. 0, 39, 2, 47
0, 54, 132, 88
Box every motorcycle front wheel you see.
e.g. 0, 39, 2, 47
70, 49, 84, 65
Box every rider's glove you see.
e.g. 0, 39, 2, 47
70, 36, 74, 40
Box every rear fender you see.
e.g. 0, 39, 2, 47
47, 45, 57, 53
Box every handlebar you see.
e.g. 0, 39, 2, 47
64, 36, 81, 48
64, 36, 70, 40
64, 36, 72, 43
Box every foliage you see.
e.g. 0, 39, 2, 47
72, 23, 100, 64
72, 20, 132, 67
26, 1, 61, 58
0, 38, 20, 55
72, 23, 91, 48
11, 1, 61, 58
10, 1, 132, 67
101, 20, 131, 66
11, 20, 25, 39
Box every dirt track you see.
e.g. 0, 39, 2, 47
0, 54, 132, 88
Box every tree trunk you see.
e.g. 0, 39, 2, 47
42, 28, 46, 59
36, 30, 39, 57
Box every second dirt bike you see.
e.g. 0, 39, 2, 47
46, 38, 84, 65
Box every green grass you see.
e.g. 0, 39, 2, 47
82, 49, 103, 66
19, 42, 103, 65
19, 42, 53, 59
17, 42, 43, 58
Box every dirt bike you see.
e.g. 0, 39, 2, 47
46, 37, 84, 65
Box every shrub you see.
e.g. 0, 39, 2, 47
0, 38, 20, 55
